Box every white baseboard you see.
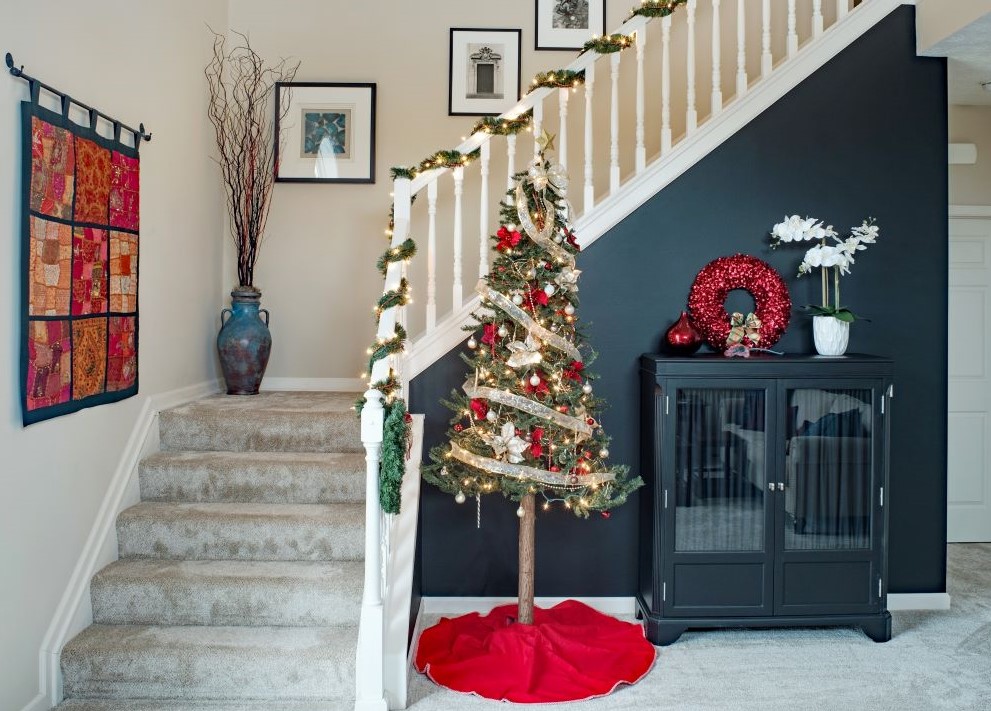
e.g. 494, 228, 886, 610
421, 596, 637, 616
260, 377, 365, 392
37, 380, 218, 706
19, 692, 47, 711
887, 593, 952, 611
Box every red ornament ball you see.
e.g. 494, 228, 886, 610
454, 424, 464, 432
687, 254, 791, 350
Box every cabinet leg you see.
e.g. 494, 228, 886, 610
862, 612, 892, 643
655, 622, 688, 646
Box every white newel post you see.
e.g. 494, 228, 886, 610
356, 388, 387, 711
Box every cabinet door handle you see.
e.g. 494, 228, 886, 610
778, 482, 785, 491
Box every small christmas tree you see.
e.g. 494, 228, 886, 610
424, 132, 642, 624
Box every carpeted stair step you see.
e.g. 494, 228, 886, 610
56, 701, 345, 710
91, 559, 363, 626
159, 392, 362, 453
139, 451, 366, 504
116, 502, 364, 561
61, 624, 357, 702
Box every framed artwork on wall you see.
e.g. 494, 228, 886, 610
449, 28, 522, 116
535, 0, 606, 51
274, 82, 376, 183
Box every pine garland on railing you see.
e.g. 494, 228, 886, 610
380, 399, 411, 514
367, 324, 408, 372
376, 238, 416, 276
375, 278, 411, 319
471, 111, 533, 136
581, 33, 635, 55
629, 0, 689, 19
527, 69, 586, 93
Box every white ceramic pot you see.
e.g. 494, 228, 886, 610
813, 315, 850, 356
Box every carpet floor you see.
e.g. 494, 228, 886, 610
407, 543, 991, 711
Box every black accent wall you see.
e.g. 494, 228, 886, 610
411, 6, 947, 596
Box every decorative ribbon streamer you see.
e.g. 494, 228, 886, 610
463, 381, 593, 440
476, 282, 582, 362
450, 443, 616, 488
515, 185, 576, 269
727, 311, 762, 347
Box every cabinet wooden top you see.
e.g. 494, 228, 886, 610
640, 353, 894, 378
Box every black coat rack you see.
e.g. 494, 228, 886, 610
6, 51, 152, 148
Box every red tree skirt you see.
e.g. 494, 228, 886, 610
415, 600, 656, 703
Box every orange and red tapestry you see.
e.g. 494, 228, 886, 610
21, 102, 139, 424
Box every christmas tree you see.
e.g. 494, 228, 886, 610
424, 132, 642, 624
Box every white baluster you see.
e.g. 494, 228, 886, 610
711, 0, 722, 116
736, 0, 747, 97
533, 101, 543, 160
506, 134, 517, 197
478, 141, 490, 280
558, 87, 569, 171
452, 167, 464, 310
635, 29, 646, 174
583, 62, 595, 214
610, 52, 621, 194
787, 0, 798, 58
661, 16, 672, 154
686, 0, 698, 135
426, 180, 437, 331
762, 0, 772, 78
836, 0, 849, 20
813, 0, 823, 37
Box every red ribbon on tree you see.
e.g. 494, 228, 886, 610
563, 227, 581, 251
496, 226, 522, 252
530, 427, 545, 458
481, 323, 501, 355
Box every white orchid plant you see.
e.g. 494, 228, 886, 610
769, 215, 879, 322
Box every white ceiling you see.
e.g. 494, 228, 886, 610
927, 11, 991, 105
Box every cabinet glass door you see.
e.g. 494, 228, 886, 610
783, 387, 873, 551
674, 388, 768, 552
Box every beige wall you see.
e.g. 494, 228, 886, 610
950, 104, 991, 205
0, 1, 226, 707
917, 0, 991, 53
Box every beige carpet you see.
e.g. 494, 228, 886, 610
408, 544, 991, 710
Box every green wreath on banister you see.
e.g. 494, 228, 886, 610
471, 112, 533, 136
629, 0, 688, 19
581, 33, 634, 55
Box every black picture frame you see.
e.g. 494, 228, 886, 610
274, 81, 376, 184
448, 28, 523, 117
535, 0, 607, 51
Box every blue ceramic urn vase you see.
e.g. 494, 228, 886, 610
217, 287, 271, 395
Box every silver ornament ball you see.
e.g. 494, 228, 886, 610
517, 505, 526, 518
543, 283, 556, 297
497, 325, 509, 338
599, 448, 610, 459
512, 293, 524, 306
467, 336, 478, 349
455, 491, 466, 504
582, 383, 593, 394
529, 373, 541, 386
564, 304, 576, 315
486, 410, 498, 422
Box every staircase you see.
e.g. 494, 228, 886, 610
56, 392, 365, 710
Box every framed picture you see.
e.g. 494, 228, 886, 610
274, 82, 376, 183
449, 28, 522, 116
535, 0, 606, 51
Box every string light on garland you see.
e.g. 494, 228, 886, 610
528, 69, 586, 93
471, 111, 533, 137
376, 238, 417, 276
581, 33, 635, 55
367, 323, 408, 372
375, 277, 412, 320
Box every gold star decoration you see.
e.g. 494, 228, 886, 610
535, 129, 557, 154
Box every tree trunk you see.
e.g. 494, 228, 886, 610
517, 493, 536, 624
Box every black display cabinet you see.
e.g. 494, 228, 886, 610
638, 353, 893, 645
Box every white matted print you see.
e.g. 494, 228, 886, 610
274, 82, 376, 183
449, 28, 522, 116
535, 0, 606, 50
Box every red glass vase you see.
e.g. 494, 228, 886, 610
664, 311, 703, 355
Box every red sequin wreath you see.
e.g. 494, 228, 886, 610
688, 254, 791, 350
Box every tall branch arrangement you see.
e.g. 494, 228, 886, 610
205, 31, 299, 288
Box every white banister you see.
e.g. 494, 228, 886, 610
837, 0, 849, 19
787, 0, 798, 57
583, 61, 595, 213
356, 389, 386, 711
506, 134, 517, 196
661, 15, 672, 154
813, 0, 824, 37
426, 180, 437, 331
686, 0, 698, 134
558, 87, 570, 171
762, 0, 772, 78
635, 28, 646, 173
452, 167, 464, 310
532, 101, 544, 160
736, 0, 747, 97
609, 51, 621, 194
711, 0, 722, 116
478, 141, 490, 280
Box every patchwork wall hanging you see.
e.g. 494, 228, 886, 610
12, 53, 151, 425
